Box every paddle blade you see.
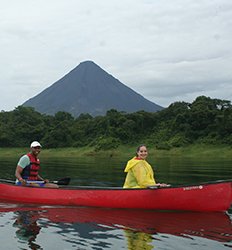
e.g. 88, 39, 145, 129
53, 177, 71, 185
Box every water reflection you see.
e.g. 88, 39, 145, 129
2, 155, 232, 188
0, 205, 232, 249
124, 230, 153, 250
13, 210, 41, 249
153, 156, 232, 185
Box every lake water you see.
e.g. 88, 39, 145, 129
0, 154, 232, 249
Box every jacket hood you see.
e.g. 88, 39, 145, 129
124, 157, 144, 172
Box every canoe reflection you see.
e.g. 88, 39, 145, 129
1, 205, 232, 244
42, 207, 232, 242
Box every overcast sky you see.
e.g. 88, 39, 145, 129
1, 0, 231, 111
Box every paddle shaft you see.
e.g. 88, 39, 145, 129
0, 177, 70, 185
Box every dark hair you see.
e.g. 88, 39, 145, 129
136, 144, 147, 156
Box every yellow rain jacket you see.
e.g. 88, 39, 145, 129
123, 157, 156, 188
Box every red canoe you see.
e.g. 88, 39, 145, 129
0, 180, 231, 212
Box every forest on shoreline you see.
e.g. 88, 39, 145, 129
0, 95, 232, 151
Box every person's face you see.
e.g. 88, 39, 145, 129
31, 146, 41, 156
137, 146, 148, 160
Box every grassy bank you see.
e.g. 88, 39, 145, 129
0, 144, 232, 159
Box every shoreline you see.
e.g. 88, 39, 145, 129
0, 144, 232, 159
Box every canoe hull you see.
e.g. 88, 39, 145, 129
0, 181, 231, 212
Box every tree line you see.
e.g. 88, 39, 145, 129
0, 95, 232, 150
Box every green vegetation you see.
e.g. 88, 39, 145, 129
0, 96, 232, 151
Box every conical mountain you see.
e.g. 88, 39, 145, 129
22, 61, 163, 117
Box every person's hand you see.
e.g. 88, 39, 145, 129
44, 179, 49, 183
20, 178, 27, 186
156, 183, 170, 187
148, 183, 170, 189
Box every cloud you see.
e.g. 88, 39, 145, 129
0, 0, 232, 110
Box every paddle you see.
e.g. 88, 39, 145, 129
43, 177, 70, 185
0, 177, 71, 186
52, 177, 70, 185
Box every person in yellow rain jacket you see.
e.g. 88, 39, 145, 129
123, 145, 168, 188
